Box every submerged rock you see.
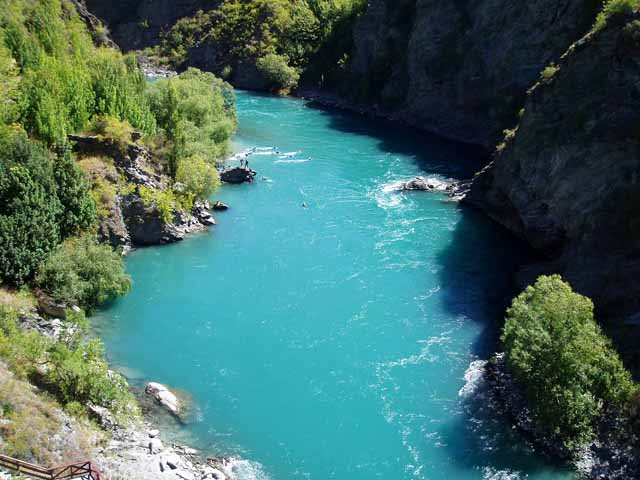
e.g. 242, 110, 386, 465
221, 166, 257, 184
145, 382, 181, 416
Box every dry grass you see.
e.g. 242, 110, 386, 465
0, 362, 104, 467
0, 287, 36, 313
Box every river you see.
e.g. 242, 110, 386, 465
94, 91, 575, 480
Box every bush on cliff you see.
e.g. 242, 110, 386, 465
595, 0, 640, 30
502, 275, 637, 449
35, 235, 131, 310
0, 129, 96, 285
256, 53, 300, 92
0, 306, 139, 421
147, 68, 236, 176
176, 154, 221, 204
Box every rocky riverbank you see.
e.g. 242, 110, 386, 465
461, 355, 640, 479
9, 308, 245, 480
70, 132, 218, 252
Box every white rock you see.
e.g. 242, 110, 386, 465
147, 429, 160, 438
163, 453, 183, 470
210, 468, 227, 480
175, 470, 196, 480
145, 382, 180, 415
149, 438, 163, 454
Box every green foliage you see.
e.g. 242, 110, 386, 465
147, 68, 236, 175
1, 0, 156, 144
256, 53, 300, 92
0, 306, 139, 422
540, 63, 559, 81
176, 154, 221, 203
54, 147, 97, 238
0, 129, 96, 284
503, 275, 637, 449
154, 0, 365, 88
86, 115, 136, 152
35, 235, 131, 310
138, 185, 177, 224
88, 50, 156, 135
595, 0, 639, 30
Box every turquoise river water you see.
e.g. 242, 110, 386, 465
94, 91, 575, 480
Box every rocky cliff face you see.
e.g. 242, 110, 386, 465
466, 12, 640, 318
83, 0, 216, 51
345, 0, 601, 147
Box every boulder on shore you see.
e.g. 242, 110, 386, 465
145, 382, 181, 416
399, 176, 450, 192
35, 290, 81, 319
221, 166, 256, 184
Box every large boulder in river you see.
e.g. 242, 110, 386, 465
399, 176, 449, 192
221, 166, 256, 184
145, 382, 181, 416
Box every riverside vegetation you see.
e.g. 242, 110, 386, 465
0, 0, 639, 477
0, 0, 236, 466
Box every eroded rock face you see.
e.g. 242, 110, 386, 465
345, 0, 601, 147
83, 0, 218, 51
466, 13, 640, 317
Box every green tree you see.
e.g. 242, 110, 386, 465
502, 275, 637, 449
54, 146, 96, 238
35, 235, 131, 310
147, 68, 236, 176
256, 53, 300, 92
176, 154, 221, 202
0, 130, 62, 284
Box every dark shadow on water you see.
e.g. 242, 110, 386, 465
302, 99, 487, 180
435, 205, 531, 357
434, 206, 573, 477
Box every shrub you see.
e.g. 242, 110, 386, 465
0, 130, 62, 284
256, 53, 300, 92
87, 115, 136, 145
176, 154, 221, 202
53, 146, 97, 238
146, 68, 236, 175
0, 306, 139, 423
540, 63, 559, 81
138, 185, 176, 224
502, 275, 637, 449
594, 0, 639, 31
35, 235, 131, 310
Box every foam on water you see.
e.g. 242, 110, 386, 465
274, 158, 311, 164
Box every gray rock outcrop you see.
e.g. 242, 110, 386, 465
466, 12, 640, 318
338, 0, 602, 147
